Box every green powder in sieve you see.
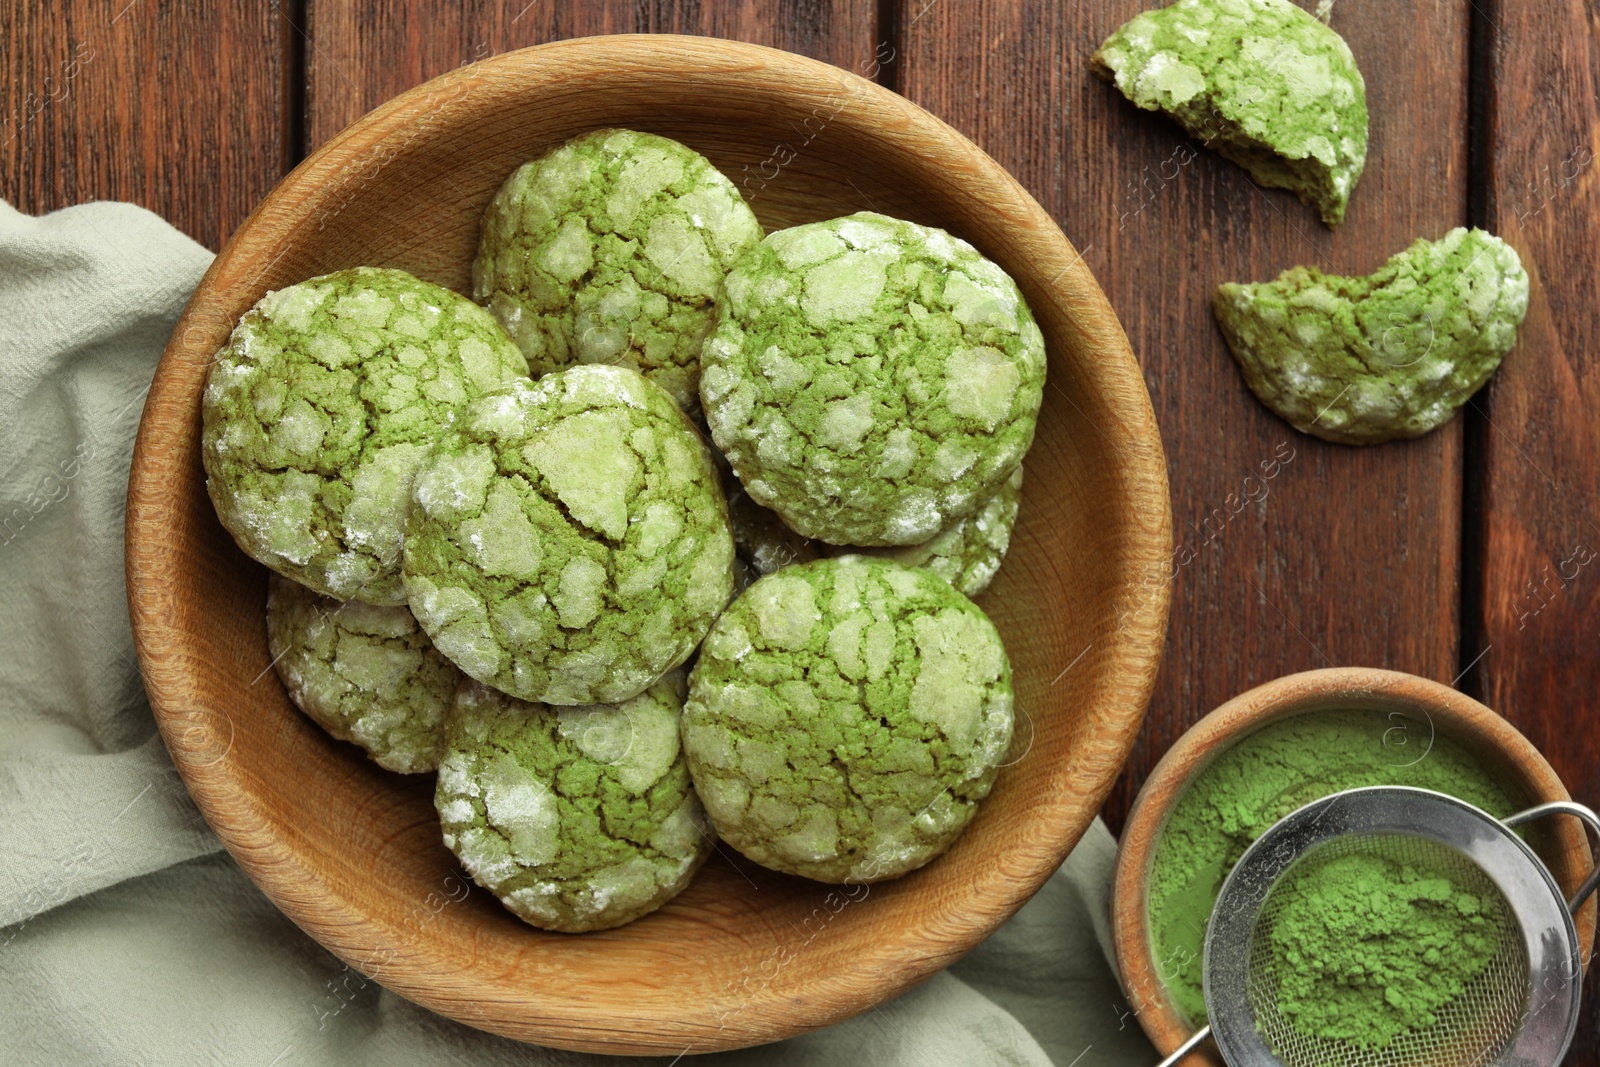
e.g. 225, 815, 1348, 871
1265, 846, 1511, 1049
1146, 709, 1523, 1026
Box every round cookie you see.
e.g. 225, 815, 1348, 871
436, 675, 713, 932
682, 556, 1015, 883
402, 364, 735, 706
474, 128, 763, 412
266, 573, 460, 774
203, 267, 530, 605
830, 464, 1023, 598
701, 211, 1045, 546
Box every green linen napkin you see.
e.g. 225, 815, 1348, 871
0, 199, 1155, 1067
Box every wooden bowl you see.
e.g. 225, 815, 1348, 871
1114, 667, 1598, 1065
125, 35, 1172, 1055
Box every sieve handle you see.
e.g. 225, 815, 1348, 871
1153, 1024, 1212, 1067
1502, 800, 1600, 913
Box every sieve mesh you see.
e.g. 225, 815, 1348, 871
1245, 833, 1529, 1067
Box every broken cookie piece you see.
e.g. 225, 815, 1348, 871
1213, 227, 1529, 444
1092, 0, 1368, 227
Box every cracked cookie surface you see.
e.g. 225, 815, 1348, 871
1092, 0, 1367, 226
682, 556, 1014, 883
202, 267, 530, 605
829, 465, 1023, 598
436, 675, 712, 932
266, 573, 460, 773
701, 212, 1044, 547
402, 364, 735, 705
474, 128, 762, 413
1214, 228, 1528, 444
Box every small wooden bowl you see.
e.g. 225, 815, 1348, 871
125, 36, 1173, 1055
1114, 667, 1598, 1065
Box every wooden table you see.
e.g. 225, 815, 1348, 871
6, 0, 1596, 1061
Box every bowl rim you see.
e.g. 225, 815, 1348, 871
126, 33, 1174, 1053
1112, 665, 1598, 1064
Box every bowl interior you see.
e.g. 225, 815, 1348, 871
127, 36, 1171, 1055
1112, 669, 1597, 1064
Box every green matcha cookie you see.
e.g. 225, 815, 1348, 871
1092, 0, 1367, 226
203, 267, 530, 605
436, 675, 712, 932
1214, 228, 1529, 444
474, 128, 763, 412
266, 574, 459, 773
726, 474, 819, 578
702, 212, 1044, 547
402, 364, 735, 705
682, 556, 1014, 883
829, 465, 1023, 598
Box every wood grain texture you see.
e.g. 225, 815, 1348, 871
305, 0, 880, 151
0, 1, 291, 250
20, 0, 1581, 1056
1473, 0, 1600, 1060
125, 37, 1171, 1053
895, 1, 1468, 832
1111, 668, 1595, 1065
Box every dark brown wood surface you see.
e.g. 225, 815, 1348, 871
1472, 0, 1600, 1049
3, 0, 1597, 1061
1472, 0, 1600, 853
0, 2, 293, 249
304, 1, 881, 152
894, 0, 1469, 822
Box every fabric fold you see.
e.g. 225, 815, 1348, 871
0, 200, 221, 931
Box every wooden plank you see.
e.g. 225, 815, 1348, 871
896, 0, 1468, 827
1473, 1, 1600, 1059
306, 0, 881, 152
1472, 0, 1600, 840
0, 2, 292, 251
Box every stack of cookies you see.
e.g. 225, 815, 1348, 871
201, 128, 1046, 932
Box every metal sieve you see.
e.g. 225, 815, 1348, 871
1156, 786, 1600, 1067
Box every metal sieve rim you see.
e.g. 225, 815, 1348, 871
1201, 786, 1583, 1067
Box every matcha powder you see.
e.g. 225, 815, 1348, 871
1147, 709, 1522, 1025
1265, 846, 1511, 1050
